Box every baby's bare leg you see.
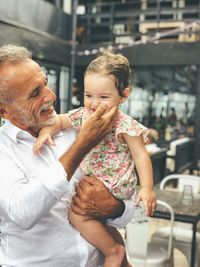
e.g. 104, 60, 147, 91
106, 226, 132, 267
69, 209, 125, 267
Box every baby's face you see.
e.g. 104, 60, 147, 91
84, 73, 122, 114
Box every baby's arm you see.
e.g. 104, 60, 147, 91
33, 114, 72, 155
123, 134, 156, 216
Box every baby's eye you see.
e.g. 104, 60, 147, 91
101, 96, 109, 99
85, 94, 92, 98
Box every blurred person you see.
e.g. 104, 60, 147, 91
148, 107, 157, 128
168, 107, 177, 127
154, 107, 167, 140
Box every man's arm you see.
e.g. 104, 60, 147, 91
59, 104, 117, 180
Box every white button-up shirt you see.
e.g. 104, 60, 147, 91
0, 121, 135, 267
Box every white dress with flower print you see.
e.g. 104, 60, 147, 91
68, 107, 149, 200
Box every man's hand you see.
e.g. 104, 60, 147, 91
77, 104, 117, 153
71, 176, 125, 219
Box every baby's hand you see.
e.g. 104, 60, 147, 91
136, 187, 157, 216
33, 133, 56, 155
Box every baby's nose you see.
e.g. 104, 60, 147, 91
91, 99, 101, 108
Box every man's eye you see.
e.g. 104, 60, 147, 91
85, 94, 92, 98
30, 88, 40, 98
101, 96, 109, 99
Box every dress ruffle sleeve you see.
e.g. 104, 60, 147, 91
115, 111, 149, 144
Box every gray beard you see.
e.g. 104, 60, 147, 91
14, 104, 57, 132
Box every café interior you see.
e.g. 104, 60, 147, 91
0, 0, 200, 266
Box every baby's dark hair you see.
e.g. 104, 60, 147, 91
84, 51, 131, 97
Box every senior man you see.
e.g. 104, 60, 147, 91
0, 45, 135, 267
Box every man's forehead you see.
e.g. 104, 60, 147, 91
1, 59, 42, 78
0, 59, 46, 92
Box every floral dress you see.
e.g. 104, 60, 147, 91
68, 107, 149, 200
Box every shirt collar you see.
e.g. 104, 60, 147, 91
3, 120, 63, 143
3, 120, 26, 143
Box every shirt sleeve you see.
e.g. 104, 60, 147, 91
106, 194, 136, 228
0, 152, 70, 229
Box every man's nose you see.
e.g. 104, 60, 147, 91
43, 87, 57, 102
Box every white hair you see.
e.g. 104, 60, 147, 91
0, 44, 32, 103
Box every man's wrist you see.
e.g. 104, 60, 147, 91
76, 137, 90, 155
108, 198, 125, 219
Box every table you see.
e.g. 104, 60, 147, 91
154, 186, 200, 267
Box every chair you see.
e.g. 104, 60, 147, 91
166, 138, 194, 174
125, 200, 174, 267
150, 148, 167, 184
151, 174, 200, 267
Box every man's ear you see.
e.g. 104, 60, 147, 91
120, 87, 130, 103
